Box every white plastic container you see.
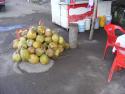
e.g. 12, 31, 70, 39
78, 21, 86, 32
85, 19, 91, 30
106, 15, 112, 25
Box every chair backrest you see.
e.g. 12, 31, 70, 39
115, 43, 125, 55
104, 24, 125, 44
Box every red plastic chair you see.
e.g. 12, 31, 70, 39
104, 24, 125, 58
108, 43, 125, 82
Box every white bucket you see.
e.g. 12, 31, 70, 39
78, 21, 86, 32
94, 18, 99, 29
85, 19, 91, 30
106, 15, 112, 25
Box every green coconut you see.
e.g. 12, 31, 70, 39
45, 37, 52, 44
40, 54, 49, 65
13, 39, 19, 49
27, 27, 37, 39
20, 48, 30, 61
59, 36, 65, 45
52, 33, 59, 43
18, 38, 27, 49
27, 39, 34, 47
12, 51, 21, 63
36, 35, 45, 43
33, 41, 41, 49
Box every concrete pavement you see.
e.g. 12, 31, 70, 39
0, 0, 125, 94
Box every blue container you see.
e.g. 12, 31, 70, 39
94, 18, 99, 29
106, 15, 112, 25
78, 21, 86, 32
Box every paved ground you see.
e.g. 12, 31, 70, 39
0, 0, 50, 18
0, 0, 125, 94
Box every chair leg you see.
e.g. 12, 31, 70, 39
103, 44, 109, 59
108, 62, 117, 82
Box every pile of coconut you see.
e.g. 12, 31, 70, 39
12, 25, 69, 65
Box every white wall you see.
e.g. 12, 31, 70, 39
97, 1, 112, 16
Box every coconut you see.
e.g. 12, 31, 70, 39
58, 45, 64, 53
27, 27, 37, 39
59, 36, 65, 45
20, 37, 26, 41
54, 49, 60, 57
49, 42, 58, 49
27, 39, 34, 47
33, 41, 41, 49
35, 48, 44, 56
29, 54, 39, 64
45, 37, 52, 44
31, 26, 37, 31
12, 51, 21, 63
45, 28, 52, 37
21, 29, 28, 38
40, 54, 49, 65
46, 48, 54, 58
52, 34, 59, 43
37, 25, 46, 35
36, 35, 45, 43
18, 39, 27, 49
13, 39, 19, 49
20, 48, 30, 61
28, 47, 35, 54
40, 43, 48, 53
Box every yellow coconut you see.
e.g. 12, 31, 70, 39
29, 54, 39, 64
59, 36, 65, 45
36, 35, 45, 43
40, 54, 49, 65
27, 39, 34, 47
27, 27, 37, 39
49, 42, 58, 49
58, 45, 64, 53
18, 38, 27, 49
45, 37, 52, 44
20, 48, 30, 61
12, 51, 21, 63
13, 39, 19, 49
54, 49, 60, 57
52, 33, 59, 43
33, 41, 41, 49
20, 37, 26, 41
37, 25, 46, 35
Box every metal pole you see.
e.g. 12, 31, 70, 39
89, 0, 98, 40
